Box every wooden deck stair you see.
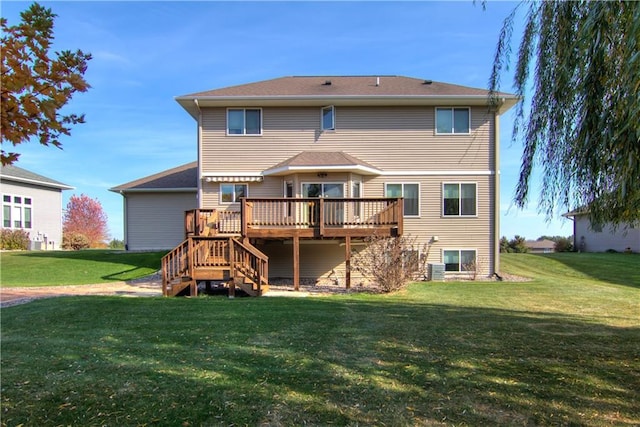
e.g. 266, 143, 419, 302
162, 237, 269, 297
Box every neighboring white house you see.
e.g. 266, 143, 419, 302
1, 164, 73, 250
563, 210, 640, 253
109, 162, 198, 250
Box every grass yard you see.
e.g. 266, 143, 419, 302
1, 253, 639, 426
0, 250, 165, 286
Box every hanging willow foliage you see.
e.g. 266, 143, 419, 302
490, 1, 640, 227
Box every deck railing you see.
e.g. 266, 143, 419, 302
184, 197, 402, 238
242, 197, 402, 232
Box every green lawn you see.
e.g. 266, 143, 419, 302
0, 250, 165, 286
1, 253, 639, 426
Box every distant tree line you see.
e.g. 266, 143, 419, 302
500, 235, 573, 253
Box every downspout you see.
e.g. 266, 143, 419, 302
119, 191, 128, 250
194, 99, 203, 209
493, 103, 502, 277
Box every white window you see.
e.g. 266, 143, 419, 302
220, 184, 247, 203
443, 249, 476, 272
321, 106, 335, 131
227, 108, 262, 135
2, 194, 32, 229
443, 183, 477, 216
385, 183, 419, 217
436, 107, 470, 134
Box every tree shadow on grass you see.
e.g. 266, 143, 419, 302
1, 297, 639, 426
524, 252, 640, 289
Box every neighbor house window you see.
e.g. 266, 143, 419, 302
436, 107, 470, 134
321, 106, 335, 131
2, 194, 32, 229
227, 108, 262, 135
443, 249, 476, 272
443, 183, 476, 216
220, 184, 247, 203
385, 183, 419, 217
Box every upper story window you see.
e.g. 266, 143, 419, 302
321, 106, 335, 131
2, 194, 32, 229
385, 183, 419, 217
436, 107, 470, 134
443, 183, 477, 216
220, 184, 247, 204
227, 108, 262, 135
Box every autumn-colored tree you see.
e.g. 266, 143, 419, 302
63, 194, 108, 249
1, 2, 91, 165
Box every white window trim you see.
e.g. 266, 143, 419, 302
442, 248, 477, 273
435, 107, 471, 135
219, 183, 249, 204
226, 108, 263, 136
321, 105, 335, 131
2, 193, 33, 229
385, 182, 421, 218
442, 182, 478, 218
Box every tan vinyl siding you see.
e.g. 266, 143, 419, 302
125, 192, 197, 250
198, 103, 498, 278
257, 240, 350, 281
200, 106, 494, 174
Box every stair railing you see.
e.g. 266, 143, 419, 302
161, 239, 191, 296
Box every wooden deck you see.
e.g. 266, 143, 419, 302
166, 197, 403, 297
186, 197, 403, 239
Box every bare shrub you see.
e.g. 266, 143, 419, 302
352, 234, 430, 293
62, 232, 90, 250
462, 255, 489, 281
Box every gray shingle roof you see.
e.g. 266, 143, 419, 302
109, 162, 197, 192
263, 151, 382, 176
181, 75, 506, 98
0, 164, 73, 190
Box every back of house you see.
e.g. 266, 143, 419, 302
115, 75, 518, 288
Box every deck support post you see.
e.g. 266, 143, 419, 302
345, 236, 351, 289
293, 235, 300, 291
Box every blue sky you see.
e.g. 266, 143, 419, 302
2, 1, 573, 241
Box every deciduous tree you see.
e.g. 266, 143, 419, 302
490, 1, 640, 228
63, 194, 108, 249
1, 2, 91, 165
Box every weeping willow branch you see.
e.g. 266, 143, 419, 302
490, 0, 640, 227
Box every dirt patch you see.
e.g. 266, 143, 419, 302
0, 273, 163, 308
1, 272, 532, 307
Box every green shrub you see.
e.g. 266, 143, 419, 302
109, 238, 125, 249
62, 232, 90, 250
0, 229, 30, 250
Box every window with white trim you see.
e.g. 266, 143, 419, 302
436, 107, 470, 134
220, 184, 247, 203
227, 108, 262, 135
443, 249, 476, 272
443, 183, 477, 216
385, 183, 419, 217
321, 106, 335, 131
2, 194, 32, 229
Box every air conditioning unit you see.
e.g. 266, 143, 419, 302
428, 263, 445, 281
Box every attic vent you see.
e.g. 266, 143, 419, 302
423, 80, 433, 85
322, 80, 332, 86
